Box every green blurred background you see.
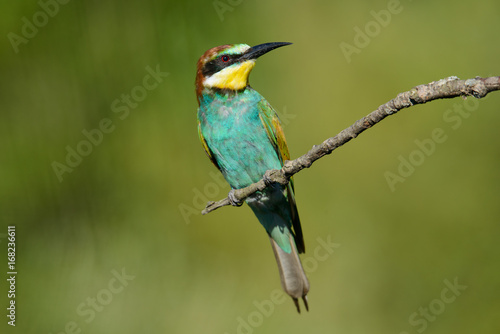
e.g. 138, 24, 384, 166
1, 0, 499, 333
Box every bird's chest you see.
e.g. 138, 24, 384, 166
210, 99, 260, 139
199, 97, 280, 188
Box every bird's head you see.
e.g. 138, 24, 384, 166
195, 42, 291, 102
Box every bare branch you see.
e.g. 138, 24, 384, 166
202, 76, 500, 215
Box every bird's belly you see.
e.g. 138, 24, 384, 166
219, 128, 280, 188
208, 119, 281, 189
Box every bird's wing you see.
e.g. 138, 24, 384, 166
258, 99, 305, 253
257, 99, 290, 167
198, 119, 220, 170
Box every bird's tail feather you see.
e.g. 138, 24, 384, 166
269, 235, 310, 313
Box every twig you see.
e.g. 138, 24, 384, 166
202, 76, 500, 215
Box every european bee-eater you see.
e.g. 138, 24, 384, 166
195, 42, 309, 312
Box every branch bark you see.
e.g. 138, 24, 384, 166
202, 76, 500, 215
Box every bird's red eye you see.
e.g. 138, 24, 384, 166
221, 55, 230, 62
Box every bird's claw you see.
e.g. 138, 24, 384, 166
263, 170, 275, 186
228, 189, 243, 207
263, 169, 288, 186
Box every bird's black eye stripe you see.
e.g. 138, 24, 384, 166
202, 60, 219, 77
202, 55, 239, 77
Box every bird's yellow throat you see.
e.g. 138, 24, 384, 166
203, 60, 256, 91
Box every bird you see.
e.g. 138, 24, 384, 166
195, 42, 309, 312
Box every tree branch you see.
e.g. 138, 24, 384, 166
202, 76, 500, 215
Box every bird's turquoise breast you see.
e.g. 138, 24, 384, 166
198, 88, 281, 189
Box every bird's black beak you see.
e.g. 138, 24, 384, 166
241, 42, 292, 61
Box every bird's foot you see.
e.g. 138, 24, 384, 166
228, 189, 243, 207
263, 169, 289, 187
263, 170, 274, 186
